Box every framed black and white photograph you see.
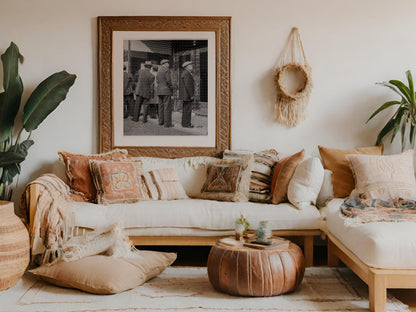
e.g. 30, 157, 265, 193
98, 16, 231, 158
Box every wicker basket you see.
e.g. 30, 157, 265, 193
0, 201, 29, 290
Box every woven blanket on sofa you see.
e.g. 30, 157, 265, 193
340, 196, 416, 226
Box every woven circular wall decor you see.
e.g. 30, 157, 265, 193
274, 28, 313, 127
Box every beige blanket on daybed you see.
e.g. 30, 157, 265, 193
19, 174, 75, 265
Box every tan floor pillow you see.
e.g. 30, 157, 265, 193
29, 251, 176, 294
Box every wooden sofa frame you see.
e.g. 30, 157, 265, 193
327, 232, 416, 312
26, 184, 320, 267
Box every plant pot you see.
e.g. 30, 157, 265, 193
235, 223, 245, 240
0, 201, 30, 290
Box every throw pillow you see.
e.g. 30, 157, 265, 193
149, 168, 188, 200
316, 169, 334, 208
199, 156, 254, 202
287, 157, 324, 209
347, 150, 416, 200
318, 144, 383, 198
89, 159, 149, 205
223, 149, 279, 203
271, 149, 305, 204
58, 149, 128, 202
29, 251, 177, 294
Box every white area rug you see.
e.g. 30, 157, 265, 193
0, 267, 409, 312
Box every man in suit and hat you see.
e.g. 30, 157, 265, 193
179, 61, 195, 128
133, 61, 155, 123
156, 59, 174, 127
123, 65, 135, 118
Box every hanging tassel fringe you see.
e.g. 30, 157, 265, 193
274, 28, 313, 127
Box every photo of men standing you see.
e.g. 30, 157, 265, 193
156, 59, 174, 128
179, 61, 195, 128
133, 61, 154, 123
122, 39, 208, 137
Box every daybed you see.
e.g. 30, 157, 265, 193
321, 149, 416, 312
21, 154, 324, 267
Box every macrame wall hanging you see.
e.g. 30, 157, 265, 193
274, 27, 313, 127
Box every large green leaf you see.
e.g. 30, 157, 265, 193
1, 42, 23, 91
390, 108, 406, 143
377, 82, 405, 100
0, 163, 20, 184
376, 116, 396, 145
0, 139, 34, 167
406, 70, 415, 108
410, 123, 416, 148
366, 100, 401, 123
401, 119, 407, 151
22, 71, 76, 132
0, 43, 24, 143
389, 79, 412, 104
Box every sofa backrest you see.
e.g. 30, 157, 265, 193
137, 156, 218, 197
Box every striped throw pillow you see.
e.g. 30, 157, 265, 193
148, 168, 188, 200
223, 149, 279, 203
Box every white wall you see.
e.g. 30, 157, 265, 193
0, 0, 414, 203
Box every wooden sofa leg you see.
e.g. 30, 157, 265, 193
304, 236, 313, 267
368, 270, 386, 312
327, 239, 340, 267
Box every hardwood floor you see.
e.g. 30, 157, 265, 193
140, 245, 416, 310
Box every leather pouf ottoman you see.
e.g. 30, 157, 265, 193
207, 239, 305, 297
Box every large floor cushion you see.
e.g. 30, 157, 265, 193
72, 199, 322, 233
323, 198, 416, 269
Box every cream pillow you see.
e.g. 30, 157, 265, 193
287, 157, 324, 209
29, 251, 177, 294
348, 150, 416, 200
316, 169, 334, 208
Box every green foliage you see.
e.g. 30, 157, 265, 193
235, 214, 250, 230
0, 42, 76, 200
367, 70, 416, 151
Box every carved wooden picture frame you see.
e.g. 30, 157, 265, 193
97, 16, 231, 158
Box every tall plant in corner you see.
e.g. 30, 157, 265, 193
367, 70, 416, 151
0, 42, 76, 200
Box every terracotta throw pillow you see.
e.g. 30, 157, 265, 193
199, 156, 253, 202
348, 150, 416, 200
318, 145, 383, 198
271, 149, 305, 204
29, 251, 177, 294
58, 149, 128, 202
89, 159, 150, 204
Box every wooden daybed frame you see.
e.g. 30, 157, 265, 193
26, 184, 320, 267
327, 232, 416, 312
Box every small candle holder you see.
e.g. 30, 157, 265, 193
256, 220, 271, 242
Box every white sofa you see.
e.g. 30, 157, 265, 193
24, 155, 325, 267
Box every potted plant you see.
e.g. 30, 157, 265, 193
0, 42, 76, 200
235, 214, 250, 240
366, 70, 416, 151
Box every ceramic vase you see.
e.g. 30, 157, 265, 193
0, 201, 30, 290
235, 223, 245, 240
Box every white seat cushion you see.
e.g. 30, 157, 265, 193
323, 198, 416, 269
72, 199, 322, 232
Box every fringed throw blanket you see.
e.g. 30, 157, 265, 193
20, 174, 75, 265
19, 174, 140, 266
341, 197, 416, 226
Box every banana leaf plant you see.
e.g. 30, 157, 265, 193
366, 70, 416, 151
0, 42, 76, 200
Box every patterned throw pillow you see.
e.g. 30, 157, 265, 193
223, 149, 279, 203
148, 168, 188, 200
58, 149, 128, 202
347, 150, 416, 200
318, 145, 384, 198
89, 160, 149, 205
199, 156, 253, 202
271, 149, 305, 204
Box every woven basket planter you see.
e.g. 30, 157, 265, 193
0, 201, 29, 290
